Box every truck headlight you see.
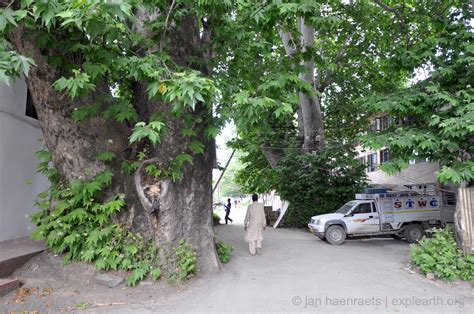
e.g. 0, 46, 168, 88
315, 219, 321, 225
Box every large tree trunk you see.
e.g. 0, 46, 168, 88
8, 9, 220, 272
278, 17, 325, 159
131, 8, 221, 271
297, 17, 325, 153
152, 141, 219, 272
8, 26, 130, 181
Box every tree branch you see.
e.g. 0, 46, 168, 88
279, 29, 297, 56
372, 0, 404, 23
319, 30, 356, 91
160, 0, 176, 50
372, 0, 411, 48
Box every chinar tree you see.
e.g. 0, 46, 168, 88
0, 0, 239, 279
359, 0, 473, 257
220, 0, 416, 225
361, 0, 473, 185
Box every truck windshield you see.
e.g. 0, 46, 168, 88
336, 201, 357, 215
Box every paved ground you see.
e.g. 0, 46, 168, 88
112, 225, 473, 313
2, 205, 473, 313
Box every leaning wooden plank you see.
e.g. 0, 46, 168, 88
274, 201, 290, 228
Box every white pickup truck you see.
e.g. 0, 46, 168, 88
308, 190, 454, 245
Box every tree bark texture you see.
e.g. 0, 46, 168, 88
278, 17, 325, 157
297, 17, 324, 153
454, 187, 474, 256
7, 9, 220, 272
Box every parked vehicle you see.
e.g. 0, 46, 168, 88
308, 189, 454, 245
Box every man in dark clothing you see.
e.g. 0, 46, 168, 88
224, 198, 233, 224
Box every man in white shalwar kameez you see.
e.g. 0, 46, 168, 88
244, 194, 266, 255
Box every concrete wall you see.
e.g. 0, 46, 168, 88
0, 80, 49, 242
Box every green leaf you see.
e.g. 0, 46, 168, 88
121, 160, 140, 174
145, 164, 161, 177
95, 258, 108, 270
64, 233, 77, 246
127, 267, 148, 286
120, 258, 132, 270
147, 82, 160, 99
95, 171, 114, 186
95, 214, 108, 225
175, 154, 193, 167
82, 250, 95, 262
95, 152, 116, 162
204, 126, 220, 139
151, 268, 161, 281
0, 9, 18, 31
11, 54, 36, 77
189, 141, 204, 154
124, 244, 138, 256
86, 229, 102, 246
104, 102, 138, 123
102, 197, 125, 213
129, 121, 165, 145
53, 70, 95, 99
69, 208, 88, 223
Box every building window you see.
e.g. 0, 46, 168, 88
367, 153, 377, 172
25, 89, 38, 120
380, 116, 391, 130
380, 149, 391, 164
369, 115, 391, 132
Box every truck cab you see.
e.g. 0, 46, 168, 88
308, 200, 380, 245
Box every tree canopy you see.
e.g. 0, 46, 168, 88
224, 1, 473, 196
361, 1, 474, 185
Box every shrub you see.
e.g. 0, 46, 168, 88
212, 212, 221, 225
275, 144, 366, 227
31, 151, 161, 286
168, 240, 197, 283
216, 240, 233, 263
411, 228, 474, 281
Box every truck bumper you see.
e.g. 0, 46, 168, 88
308, 223, 325, 237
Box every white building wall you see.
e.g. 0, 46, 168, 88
0, 80, 49, 241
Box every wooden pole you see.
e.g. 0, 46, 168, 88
212, 149, 236, 195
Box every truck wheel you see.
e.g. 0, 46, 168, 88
325, 225, 346, 245
404, 224, 425, 243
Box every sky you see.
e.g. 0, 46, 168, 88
215, 122, 236, 167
